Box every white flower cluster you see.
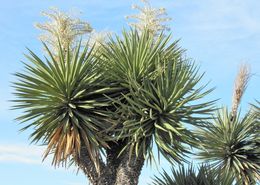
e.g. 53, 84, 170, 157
87, 30, 111, 51
35, 0, 171, 56
35, 7, 92, 55
126, 0, 171, 36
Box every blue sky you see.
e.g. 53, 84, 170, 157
0, 0, 259, 184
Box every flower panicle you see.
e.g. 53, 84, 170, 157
231, 64, 251, 117
87, 30, 111, 51
35, 7, 92, 55
126, 0, 171, 36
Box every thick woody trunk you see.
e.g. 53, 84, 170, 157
115, 150, 145, 185
97, 141, 123, 185
78, 142, 145, 185
77, 146, 104, 185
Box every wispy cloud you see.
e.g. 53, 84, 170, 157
171, 0, 260, 42
0, 143, 83, 174
0, 144, 45, 165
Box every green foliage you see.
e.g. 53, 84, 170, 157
100, 29, 179, 82
151, 165, 236, 185
13, 29, 215, 172
197, 108, 260, 184
100, 30, 215, 164
13, 2, 260, 184
12, 42, 118, 168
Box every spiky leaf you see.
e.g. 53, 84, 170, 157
13, 43, 114, 169
198, 108, 260, 184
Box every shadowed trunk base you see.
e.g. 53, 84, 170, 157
78, 142, 145, 185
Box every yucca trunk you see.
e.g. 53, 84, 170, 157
114, 151, 144, 185
79, 143, 145, 185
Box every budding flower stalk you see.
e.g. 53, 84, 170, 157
231, 64, 251, 118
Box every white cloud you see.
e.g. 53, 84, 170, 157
0, 143, 85, 175
0, 155, 40, 164
0, 144, 45, 165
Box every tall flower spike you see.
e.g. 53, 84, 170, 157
231, 64, 251, 118
35, 7, 92, 56
126, 0, 171, 36
87, 30, 111, 51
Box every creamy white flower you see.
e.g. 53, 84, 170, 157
126, 0, 171, 36
87, 30, 111, 51
35, 7, 92, 55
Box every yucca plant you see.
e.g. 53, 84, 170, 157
198, 109, 260, 184
13, 29, 215, 185
12, 42, 122, 173
197, 65, 260, 185
15, 1, 259, 185
151, 165, 236, 185
96, 29, 216, 184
